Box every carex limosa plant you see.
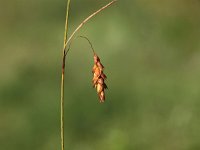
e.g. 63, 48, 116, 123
60, 0, 117, 150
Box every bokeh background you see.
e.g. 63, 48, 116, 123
1, 0, 200, 149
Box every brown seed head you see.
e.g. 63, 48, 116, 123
92, 53, 107, 102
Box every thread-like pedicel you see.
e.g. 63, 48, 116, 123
92, 54, 107, 102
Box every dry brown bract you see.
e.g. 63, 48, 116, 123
92, 54, 107, 102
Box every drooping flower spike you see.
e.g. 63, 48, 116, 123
92, 54, 107, 102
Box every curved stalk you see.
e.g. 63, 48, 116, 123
64, 0, 117, 52
66, 35, 95, 55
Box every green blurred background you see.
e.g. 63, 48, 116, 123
1, 0, 200, 149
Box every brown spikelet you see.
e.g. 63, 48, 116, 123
92, 53, 107, 103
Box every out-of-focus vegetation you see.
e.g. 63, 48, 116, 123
0, 0, 200, 149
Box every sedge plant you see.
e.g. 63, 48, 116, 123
60, 0, 117, 150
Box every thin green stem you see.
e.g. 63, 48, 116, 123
64, 0, 71, 45
61, 1, 71, 150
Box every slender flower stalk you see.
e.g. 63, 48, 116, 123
60, 0, 116, 150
